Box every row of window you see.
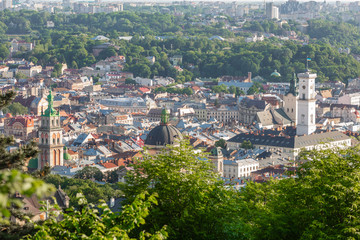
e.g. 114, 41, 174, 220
42, 119, 60, 127
224, 165, 259, 173
40, 132, 61, 145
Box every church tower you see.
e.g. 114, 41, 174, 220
296, 70, 317, 136
209, 147, 223, 177
283, 73, 298, 125
38, 91, 64, 169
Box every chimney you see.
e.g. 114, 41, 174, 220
247, 72, 252, 82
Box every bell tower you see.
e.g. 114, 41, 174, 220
283, 73, 298, 125
209, 147, 224, 177
38, 90, 64, 169
296, 70, 317, 136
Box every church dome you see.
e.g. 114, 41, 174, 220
271, 70, 281, 77
145, 109, 183, 146
63, 146, 71, 160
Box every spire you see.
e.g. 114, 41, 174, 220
160, 108, 169, 125
42, 89, 59, 117
287, 73, 297, 96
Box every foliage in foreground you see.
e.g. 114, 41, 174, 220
123, 141, 246, 240
239, 147, 360, 240
28, 192, 167, 240
0, 91, 53, 223
44, 174, 123, 206
15, 143, 360, 240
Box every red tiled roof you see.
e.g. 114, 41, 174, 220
101, 162, 118, 169
7, 116, 34, 127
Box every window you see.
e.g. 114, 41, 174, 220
302, 94, 305, 100
301, 114, 305, 124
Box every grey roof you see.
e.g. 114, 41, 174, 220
240, 98, 267, 110
228, 131, 350, 149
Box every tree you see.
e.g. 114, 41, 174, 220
3, 102, 28, 115
15, 73, 27, 80
122, 141, 244, 239
215, 138, 227, 149
74, 166, 104, 182
125, 78, 138, 85
247, 82, 264, 95
44, 174, 122, 206
241, 140, 253, 149
27, 192, 168, 239
239, 147, 360, 239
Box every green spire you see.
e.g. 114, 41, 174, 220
160, 108, 169, 125
42, 90, 59, 117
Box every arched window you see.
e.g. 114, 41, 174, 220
57, 133, 61, 144
53, 150, 57, 166
57, 149, 61, 165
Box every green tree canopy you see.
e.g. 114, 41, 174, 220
122, 141, 243, 239
3, 102, 28, 115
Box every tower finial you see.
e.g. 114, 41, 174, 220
160, 108, 169, 125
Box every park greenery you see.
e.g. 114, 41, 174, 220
0, 11, 357, 84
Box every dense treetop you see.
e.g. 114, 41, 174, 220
0, 10, 358, 83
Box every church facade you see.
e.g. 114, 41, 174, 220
38, 91, 64, 169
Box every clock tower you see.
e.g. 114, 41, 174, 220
296, 70, 317, 136
38, 91, 64, 169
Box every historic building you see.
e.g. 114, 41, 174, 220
228, 70, 352, 159
38, 91, 64, 169
145, 109, 183, 154
4, 116, 36, 141
282, 73, 298, 124
297, 71, 317, 136
209, 147, 224, 177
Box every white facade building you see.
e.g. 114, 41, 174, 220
100, 97, 155, 113
297, 71, 317, 136
223, 158, 259, 178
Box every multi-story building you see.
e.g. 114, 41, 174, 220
38, 91, 64, 169
206, 105, 240, 123
10, 39, 33, 53
100, 97, 152, 113
238, 98, 270, 125
17, 65, 42, 78
4, 116, 36, 141
223, 158, 259, 179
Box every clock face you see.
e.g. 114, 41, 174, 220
302, 85, 306, 89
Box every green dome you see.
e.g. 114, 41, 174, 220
271, 70, 281, 77
63, 146, 71, 160
64, 152, 71, 160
